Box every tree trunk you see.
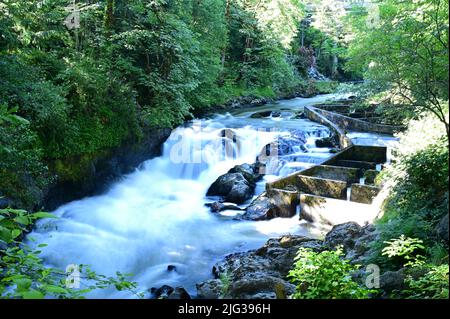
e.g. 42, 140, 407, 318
331, 41, 338, 79
105, 0, 115, 31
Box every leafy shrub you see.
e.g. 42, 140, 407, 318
382, 235, 425, 268
0, 104, 49, 209
404, 265, 449, 299
368, 124, 449, 269
288, 247, 374, 299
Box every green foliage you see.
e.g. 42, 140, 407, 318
404, 264, 449, 299
0, 208, 142, 299
0, 103, 49, 209
288, 246, 374, 299
346, 0, 449, 136
367, 114, 448, 277
382, 235, 426, 267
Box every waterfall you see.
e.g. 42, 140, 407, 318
27, 95, 336, 298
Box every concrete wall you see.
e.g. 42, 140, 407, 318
266, 145, 387, 191
297, 176, 348, 200
299, 194, 379, 226
334, 160, 376, 170
350, 184, 381, 204
267, 188, 299, 218
363, 170, 380, 185
300, 165, 360, 185
323, 145, 387, 164
304, 106, 353, 149
309, 106, 402, 135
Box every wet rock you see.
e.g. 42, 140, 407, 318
206, 173, 253, 204
271, 112, 281, 118
315, 136, 336, 148
324, 222, 364, 252
206, 164, 262, 205
240, 193, 280, 221
150, 285, 174, 299
436, 213, 449, 243
167, 287, 191, 299
250, 111, 272, 119
199, 235, 323, 299
293, 112, 306, 119
259, 131, 308, 159
196, 279, 223, 299
229, 275, 295, 299
380, 270, 406, 293
228, 163, 262, 185
226, 182, 254, 204
241, 189, 298, 221
205, 202, 244, 213
167, 265, 177, 272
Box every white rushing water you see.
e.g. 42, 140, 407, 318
27, 95, 336, 298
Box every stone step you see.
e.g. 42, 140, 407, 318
301, 165, 360, 185
350, 184, 381, 204
297, 175, 348, 200
334, 160, 376, 170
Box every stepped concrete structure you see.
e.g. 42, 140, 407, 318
266, 99, 400, 227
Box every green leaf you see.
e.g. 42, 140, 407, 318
14, 277, 32, 292
30, 212, 56, 220
14, 215, 30, 226
42, 285, 68, 294
21, 289, 45, 299
0, 226, 12, 243
11, 228, 22, 239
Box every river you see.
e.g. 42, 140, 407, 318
28, 94, 339, 298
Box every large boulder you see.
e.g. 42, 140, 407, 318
206, 164, 263, 204
436, 213, 449, 243
229, 163, 262, 185
206, 173, 253, 204
324, 222, 378, 263
324, 222, 364, 252
380, 270, 406, 293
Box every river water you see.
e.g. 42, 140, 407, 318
28, 94, 338, 298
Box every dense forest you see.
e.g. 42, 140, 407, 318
0, 0, 449, 300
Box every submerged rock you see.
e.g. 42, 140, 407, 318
315, 136, 337, 148
205, 201, 244, 213
167, 265, 177, 272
